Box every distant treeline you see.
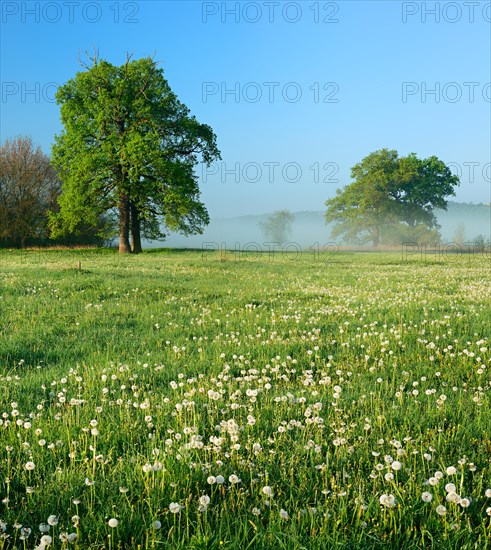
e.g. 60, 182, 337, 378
0, 137, 113, 249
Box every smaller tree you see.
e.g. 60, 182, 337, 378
259, 210, 295, 245
325, 149, 459, 247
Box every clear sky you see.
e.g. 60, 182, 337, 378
1, 0, 490, 218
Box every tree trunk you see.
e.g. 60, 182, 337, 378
118, 194, 131, 253
115, 120, 131, 254
406, 212, 415, 227
130, 202, 142, 254
372, 225, 380, 248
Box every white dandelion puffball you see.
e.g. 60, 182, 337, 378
169, 502, 182, 514
25, 461, 35, 471
446, 466, 457, 475
421, 492, 432, 503
47, 515, 58, 526
459, 498, 471, 508
262, 486, 274, 497
379, 494, 396, 508
108, 518, 118, 528
279, 509, 289, 519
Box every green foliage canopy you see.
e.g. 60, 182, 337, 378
51, 54, 221, 253
325, 149, 459, 247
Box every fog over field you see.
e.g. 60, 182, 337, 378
156, 202, 491, 249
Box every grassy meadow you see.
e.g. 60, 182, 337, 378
0, 248, 490, 549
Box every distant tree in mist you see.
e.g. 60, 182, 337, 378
453, 223, 466, 246
473, 234, 489, 252
325, 149, 459, 247
259, 210, 295, 245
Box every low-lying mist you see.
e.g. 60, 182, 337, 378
150, 202, 490, 250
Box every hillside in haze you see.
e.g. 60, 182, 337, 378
156, 202, 490, 249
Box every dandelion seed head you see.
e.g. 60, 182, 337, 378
379, 494, 396, 508
169, 502, 182, 514
47, 515, 58, 526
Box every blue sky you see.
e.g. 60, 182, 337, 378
1, 0, 490, 218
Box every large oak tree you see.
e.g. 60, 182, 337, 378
51, 54, 220, 253
325, 149, 459, 247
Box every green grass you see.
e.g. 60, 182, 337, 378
0, 248, 490, 549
